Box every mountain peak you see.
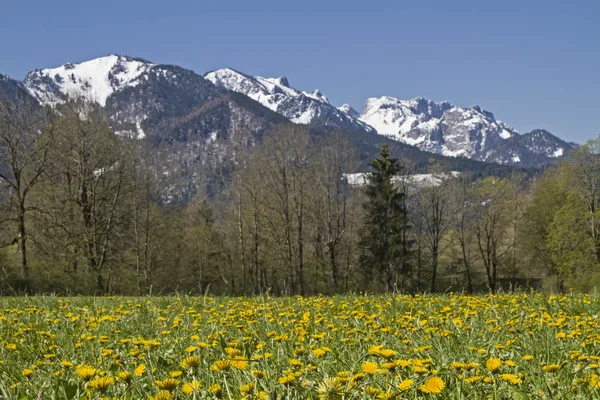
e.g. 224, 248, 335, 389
275, 76, 289, 87
24, 55, 155, 106
302, 88, 329, 103
338, 104, 361, 119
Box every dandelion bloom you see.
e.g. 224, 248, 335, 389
240, 382, 255, 396
399, 379, 414, 390
118, 371, 132, 383
500, 374, 522, 385
313, 348, 327, 357
361, 362, 379, 374
182, 381, 202, 394
148, 390, 173, 400
419, 376, 445, 393
135, 364, 146, 377
486, 358, 502, 373
209, 383, 222, 396
542, 364, 561, 373
154, 378, 180, 391
378, 349, 397, 359
316, 377, 344, 399
75, 365, 97, 381
212, 360, 232, 372
181, 356, 201, 369
252, 369, 266, 378
87, 376, 115, 392
278, 374, 297, 385
231, 356, 248, 370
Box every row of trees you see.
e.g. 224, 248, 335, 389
0, 98, 599, 295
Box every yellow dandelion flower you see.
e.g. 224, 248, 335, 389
87, 376, 115, 392
500, 374, 522, 385
377, 391, 398, 400
117, 371, 132, 383
368, 345, 384, 355
278, 374, 297, 385
209, 383, 222, 397
542, 364, 561, 373
148, 390, 173, 400
351, 373, 366, 383
181, 356, 200, 369
182, 381, 202, 395
154, 378, 180, 391
466, 376, 484, 384
231, 356, 248, 370
316, 377, 344, 400
75, 365, 97, 381
378, 349, 397, 359
22, 369, 33, 378
293, 347, 306, 356
366, 385, 383, 396
212, 359, 232, 372
313, 348, 327, 357
240, 382, 255, 396
412, 365, 429, 374
361, 362, 379, 374
252, 369, 266, 378
419, 376, 445, 394
486, 358, 502, 373
399, 379, 413, 391
135, 364, 146, 377
395, 359, 412, 368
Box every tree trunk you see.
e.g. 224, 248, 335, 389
17, 203, 29, 285
460, 238, 473, 294
430, 246, 438, 292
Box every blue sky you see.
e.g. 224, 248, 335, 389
1, 0, 598, 143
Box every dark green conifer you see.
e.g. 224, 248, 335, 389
359, 145, 412, 291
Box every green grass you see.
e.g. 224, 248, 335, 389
0, 294, 600, 399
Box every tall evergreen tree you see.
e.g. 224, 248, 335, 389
359, 145, 412, 291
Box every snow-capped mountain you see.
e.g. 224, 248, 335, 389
353, 96, 573, 166
20, 56, 294, 199
5, 54, 575, 183
24, 55, 154, 107
204, 68, 372, 133
204, 68, 572, 167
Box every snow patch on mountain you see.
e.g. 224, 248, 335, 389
553, 148, 563, 157
24, 55, 154, 106
346, 171, 460, 188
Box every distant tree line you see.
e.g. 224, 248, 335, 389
0, 96, 598, 295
